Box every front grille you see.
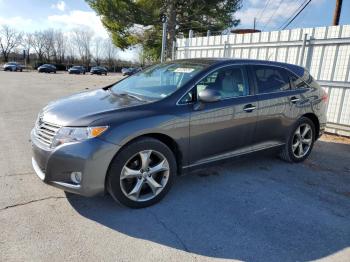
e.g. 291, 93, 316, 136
34, 121, 61, 147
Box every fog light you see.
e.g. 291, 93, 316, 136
70, 172, 82, 184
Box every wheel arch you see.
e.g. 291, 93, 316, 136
104, 133, 183, 194
301, 113, 320, 139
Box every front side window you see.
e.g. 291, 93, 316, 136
253, 65, 290, 94
111, 62, 206, 101
196, 66, 248, 99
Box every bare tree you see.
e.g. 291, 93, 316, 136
1, 26, 136, 69
22, 33, 33, 65
42, 29, 55, 62
92, 37, 103, 65
0, 25, 23, 62
54, 30, 65, 64
30, 31, 46, 62
103, 38, 118, 70
72, 28, 93, 67
65, 36, 77, 65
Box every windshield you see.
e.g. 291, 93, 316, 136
111, 62, 205, 101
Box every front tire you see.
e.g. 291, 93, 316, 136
279, 117, 315, 163
107, 138, 176, 208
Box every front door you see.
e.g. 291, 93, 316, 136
188, 65, 258, 166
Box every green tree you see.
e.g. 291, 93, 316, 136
86, 0, 242, 62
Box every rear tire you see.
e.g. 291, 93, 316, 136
107, 138, 176, 208
279, 117, 315, 163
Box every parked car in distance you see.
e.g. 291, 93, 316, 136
90, 66, 108, 75
122, 67, 141, 76
38, 64, 56, 73
68, 66, 86, 75
31, 59, 328, 208
3, 62, 24, 71
121, 67, 129, 75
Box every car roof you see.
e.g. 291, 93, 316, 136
173, 58, 305, 77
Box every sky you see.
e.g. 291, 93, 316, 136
0, 0, 349, 61
236, 0, 350, 31
0, 0, 138, 61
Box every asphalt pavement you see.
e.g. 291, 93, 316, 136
0, 71, 349, 262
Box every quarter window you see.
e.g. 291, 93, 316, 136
288, 72, 309, 89
253, 65, 290, 93
289, 74, 304, 88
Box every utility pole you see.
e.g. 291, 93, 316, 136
253, 17, 256, 30
332, 0, 342, 25
160, 14, 167, 63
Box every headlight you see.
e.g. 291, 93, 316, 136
51, 126, 108, 148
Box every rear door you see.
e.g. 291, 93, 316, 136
250, 65, 305, 147
186, 65, 259, 166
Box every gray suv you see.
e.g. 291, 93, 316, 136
31, 59, 328, 208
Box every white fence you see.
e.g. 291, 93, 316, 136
176, 25, 350, 136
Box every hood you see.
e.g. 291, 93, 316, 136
41, 89, 146, 126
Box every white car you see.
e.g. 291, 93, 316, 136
3, 62, 24, 72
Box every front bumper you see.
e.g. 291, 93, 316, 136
31, 130, 120, 196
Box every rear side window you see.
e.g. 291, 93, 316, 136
252, 65, 290, 94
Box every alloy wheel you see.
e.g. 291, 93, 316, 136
292, 123, 313, 158
120, 150, 170, 202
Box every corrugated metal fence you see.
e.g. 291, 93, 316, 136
175, 25, 350, 136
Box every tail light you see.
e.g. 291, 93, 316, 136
321, 88, 328, 103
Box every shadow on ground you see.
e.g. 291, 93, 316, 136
67, 140, 350, 262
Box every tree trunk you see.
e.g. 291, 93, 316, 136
26, 49, 30, 64
166, 1, 177, 60
3, 53, 9, 62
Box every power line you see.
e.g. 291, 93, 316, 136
261, 0, 286, 30
290, 1, 311, 28
278, 0, 312, 30
255, 0, 271, 25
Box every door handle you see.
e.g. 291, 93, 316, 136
243, 104, 256, 112
290, 96, 300, 103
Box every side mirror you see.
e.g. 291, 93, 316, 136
198, 88, 221, 103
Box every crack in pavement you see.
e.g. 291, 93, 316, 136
0, 108, 39, 115
0, 196, 67, 211
1, 171, 34, 178
148, 210, 190, 252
